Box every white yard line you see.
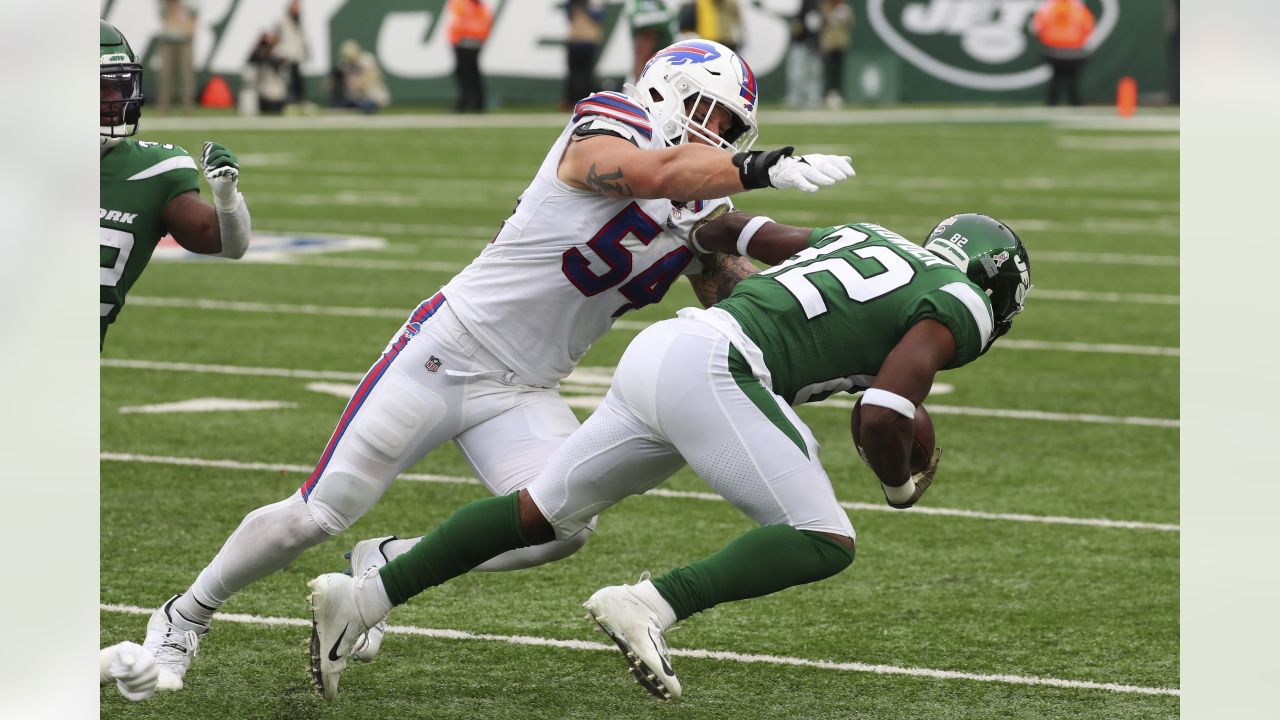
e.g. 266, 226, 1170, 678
1033, 251, 1177, 267
996, 339, 1178, 357
269, 252, 1176, 274
1032, 289, 1178, 305
101, 358, 1178, 427
97, 603, 1178, 697
128, 292, 1179, 322
143, 106, 1179, 132
99, 452, 1179, 533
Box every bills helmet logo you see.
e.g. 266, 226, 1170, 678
644, 40, 722, 74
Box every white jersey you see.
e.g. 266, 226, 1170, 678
442, 91, 732, 387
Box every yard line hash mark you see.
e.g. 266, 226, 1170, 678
98, 604, 1179, 697
99, 453, 1179, 532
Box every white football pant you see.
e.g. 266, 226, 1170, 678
179, 295, 590, 619
528, 315, 855, 541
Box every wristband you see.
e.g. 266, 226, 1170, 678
861, 388, 916, 419
735, 216, 773, 260
882, 478, 917, 504
732, 146, 794, 189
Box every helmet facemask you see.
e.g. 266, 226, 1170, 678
100, 63, 144, 147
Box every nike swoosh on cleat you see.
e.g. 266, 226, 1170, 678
328, 623, 350, 662
647, 627, 674, 676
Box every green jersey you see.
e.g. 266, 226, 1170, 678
626, 0, 676, 45
718, 223, 995, 405
99, 139, 200, 344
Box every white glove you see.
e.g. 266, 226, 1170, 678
101, 641, 159, 702
667, 198, 733, 252
200, 141, 241, 211
767, 153, 856, 193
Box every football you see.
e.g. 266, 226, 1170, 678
850, 397, 935, 474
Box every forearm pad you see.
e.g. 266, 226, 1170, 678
732, 146, 794, 189
213, 192, 251, 259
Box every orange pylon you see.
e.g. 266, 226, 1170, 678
1116, 76, 1137, 117
200, 75, 235, 109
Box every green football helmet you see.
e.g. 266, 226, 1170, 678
923, 213, 1031, 348
100, 20, 145, 148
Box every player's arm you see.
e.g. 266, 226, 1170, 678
690, 210, 815, 265
859, 319, 955, 508
163, 142, 251, 259
687, 253, 758, 307
558, 135, 855, 200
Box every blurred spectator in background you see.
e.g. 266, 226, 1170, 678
1031, 0, 1095, 106
276, 0, 309, 108
329, 40, 391, 114
243, 32, 288, 115
154, 0, 197, 114
695, 0, 744, 52
565, 0, 606, 108
1166, 0, 1178, 105
448, 0, 494, 113
676, 2, 698, 40
819, 0, 853, 109
626, 0, 676, 83
786, 0, 822, 109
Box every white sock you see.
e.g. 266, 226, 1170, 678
175, 492, 329, 626
631, 578, 678, 631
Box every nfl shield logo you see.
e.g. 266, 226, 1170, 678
425, 355, 443, 373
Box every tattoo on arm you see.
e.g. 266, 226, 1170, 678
689, 253, 759, 307
584, 163, 634, 197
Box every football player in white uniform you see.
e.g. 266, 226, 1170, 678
143, 40, 855, 692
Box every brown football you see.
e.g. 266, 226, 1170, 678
850, 397, 935, 474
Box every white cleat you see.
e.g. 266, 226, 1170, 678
344, 536, 396, 662
141, 595, 207, 691
583, 579, 682, 701
307, 571, 382, 700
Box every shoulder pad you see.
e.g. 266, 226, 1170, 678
572, 92, 653, 142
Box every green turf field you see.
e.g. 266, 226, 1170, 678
100, 108, 1178, 719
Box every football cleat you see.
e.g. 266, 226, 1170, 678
307, 571, 382, 700
344, 536, 397, 662
583, 578, 682, 701
142, 595, 207, 691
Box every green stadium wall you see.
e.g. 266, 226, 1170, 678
101, 0, 1173, 107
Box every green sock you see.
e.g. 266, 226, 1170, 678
651, 525, 854, 621
379, 492, 527, 606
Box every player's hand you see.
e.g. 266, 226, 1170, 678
201, 141, 240, 208
768, 153, 856, 193
883, 447, 942, 509
106, 641, 159, 701
685, 201, 731, 251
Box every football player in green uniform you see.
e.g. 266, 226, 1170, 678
99, 20, 252, 347
305, 212, 1030, 701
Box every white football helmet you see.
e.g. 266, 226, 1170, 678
630, 40, 759, 153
